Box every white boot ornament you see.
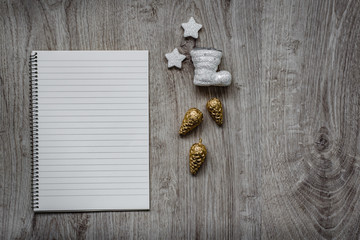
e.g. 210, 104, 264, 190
190, 48, 231, 86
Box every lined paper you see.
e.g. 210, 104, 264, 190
34, 51, 149, 212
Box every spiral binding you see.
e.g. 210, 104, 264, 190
30, 52, 39, 209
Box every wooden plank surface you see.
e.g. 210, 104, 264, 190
1, 0, 360, 239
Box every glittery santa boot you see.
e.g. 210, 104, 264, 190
190, 48, 231, 86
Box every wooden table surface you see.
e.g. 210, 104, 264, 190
1, 0, 360, 239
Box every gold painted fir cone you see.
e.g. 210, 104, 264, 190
179, 108, 203, 135
189, 138, 207, 175
206, 98, 223, 126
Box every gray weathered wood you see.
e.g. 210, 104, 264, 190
1, 0, 360, 239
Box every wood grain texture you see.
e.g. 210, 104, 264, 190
1, 0, 360, 239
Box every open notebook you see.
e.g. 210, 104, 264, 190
30, 51, 149, 212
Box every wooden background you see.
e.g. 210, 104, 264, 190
1, 0, 360, 239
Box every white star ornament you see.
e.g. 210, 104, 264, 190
181, 17, 202, 39
165, 48, 186, 69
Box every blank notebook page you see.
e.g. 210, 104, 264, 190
33, 51, 149, 212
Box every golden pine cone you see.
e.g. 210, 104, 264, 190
179, 108, 203, 135
206, 98, 223, 126
189, 138, 207, 175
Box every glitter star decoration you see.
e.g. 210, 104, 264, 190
181, 17, 202, 39
165, 48, 186, 69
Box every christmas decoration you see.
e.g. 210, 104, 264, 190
165, 48, 186, 69
190, 48, 231, 86
181, 17, 202, 39
206, 98, 223, 126
189, 138, 207, 175
179, 108, 203, 135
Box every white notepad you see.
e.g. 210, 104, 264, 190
30, 51, 149, 212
